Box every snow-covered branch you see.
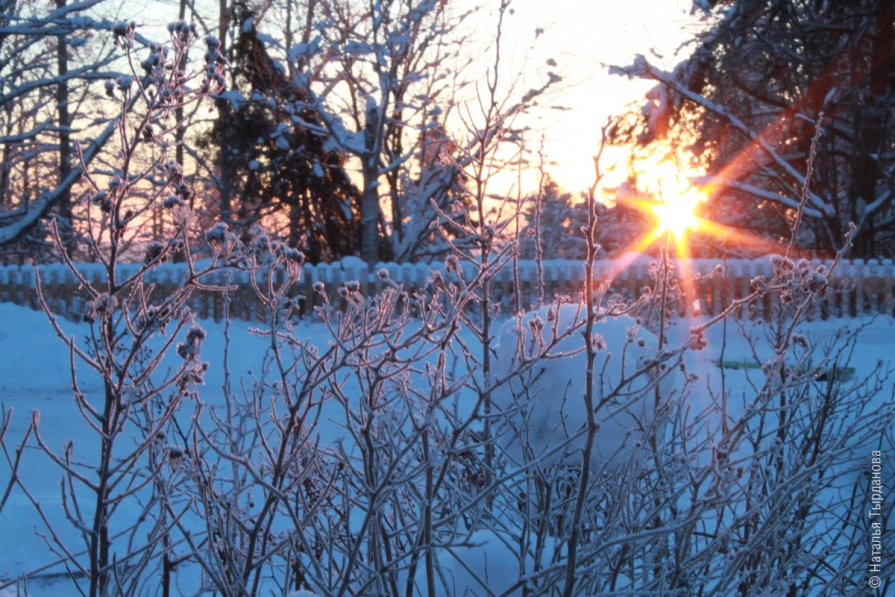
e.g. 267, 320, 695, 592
616, 55, 833, 217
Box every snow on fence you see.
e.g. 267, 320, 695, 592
0, 256, 893, 322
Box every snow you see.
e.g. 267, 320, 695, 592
3, 255, 894, 332
344, 41, 372, 56
431, 530, 557, 596
0, 304, 314, 594
215, 89, 246, 110
287, 38, 321, 62
320, 114, 367, 155
337, 255, 367, 271
0, 298, 892, 594
494, 305, 674, 470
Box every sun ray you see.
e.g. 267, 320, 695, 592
593, 64, 843, 340
672, 232, 696, 314
693, 218, 789, 254
600, 228, 663, 284
600, 161, 710, 320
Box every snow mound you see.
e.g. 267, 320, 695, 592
494, 304, 675, 470
434, 530, 555, 596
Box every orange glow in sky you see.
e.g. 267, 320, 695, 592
630, 157, 707, 240
485, 0, 708, 194
652, 199, 700, 238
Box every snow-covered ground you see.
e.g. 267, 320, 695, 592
0, 301, 892, 595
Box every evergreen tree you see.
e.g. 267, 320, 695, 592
204, 4, 360, 263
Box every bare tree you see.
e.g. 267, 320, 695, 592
0, 4, 890, 597
19, 22, 232, 595
288, 0, 476, 263
0, 1, 131, 258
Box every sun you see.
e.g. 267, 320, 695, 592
597, 147, 802, 317
650, 193, 702, 239
612, 154, 707, 241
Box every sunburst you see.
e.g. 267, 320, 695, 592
650, 194, 702, 240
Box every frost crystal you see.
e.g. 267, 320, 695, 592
177, 325, 206, 360
205, 222, 231, 245
144, 241, 165, 265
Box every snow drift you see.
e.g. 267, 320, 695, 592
493, 304, 678, 471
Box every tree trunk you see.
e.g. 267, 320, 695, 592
216, 0, 234, 226
56, 0, 72, 253
360, 161, 380, 265
360, 101, 382, 264
850, 3, 894, 256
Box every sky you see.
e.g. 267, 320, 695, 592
482, 0, 709, 194
122, 0, 709, 196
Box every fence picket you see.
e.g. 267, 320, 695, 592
2, 258, 891, 322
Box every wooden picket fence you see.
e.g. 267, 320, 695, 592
1, 257, 893, 322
